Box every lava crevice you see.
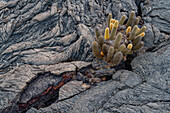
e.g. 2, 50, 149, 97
0, 71, 75, 113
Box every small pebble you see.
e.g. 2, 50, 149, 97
101, 77, 106, 81
81, 83, 90, 89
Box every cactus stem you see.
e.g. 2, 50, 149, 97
109, 20, 119, 40
132, 35, 142, 45
126, 26, 131, 36
132, 17, 140, 28
107, 46, 114, 62
129, 25, 138, 40
110, 23, 114, 31
92, 41, 103, 59
105, 27, 109, 40
119, 15, 127, 25
126, 11, 135, 27
136, 26, 146, 36
107, 13, 112, 28
114, 33, 122, 49
132, 41, 144, 50
139, 32, 145, 37
102, 44, 108, 55
95, 28, 101, 39
110, 19, 115, 24
98, 35, 104, 49
118, 44, 126, 52
127, 44, 133, 49
123, 44, 133, 55
111, 52, 123, 66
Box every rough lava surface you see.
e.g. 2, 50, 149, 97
0, 0, 169, 113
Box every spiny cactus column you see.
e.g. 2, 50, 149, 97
111, 52, 123, 66
114, 33, 122, 49
109, 21, 119, 40
92, 11, 147, 66
129, 25, 138, 40
92, 41, 103, 59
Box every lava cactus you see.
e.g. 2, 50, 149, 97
92, 11, 146, 66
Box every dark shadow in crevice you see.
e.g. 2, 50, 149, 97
113, 54, 136, 72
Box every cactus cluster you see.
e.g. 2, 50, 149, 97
92, 11, 146, 66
